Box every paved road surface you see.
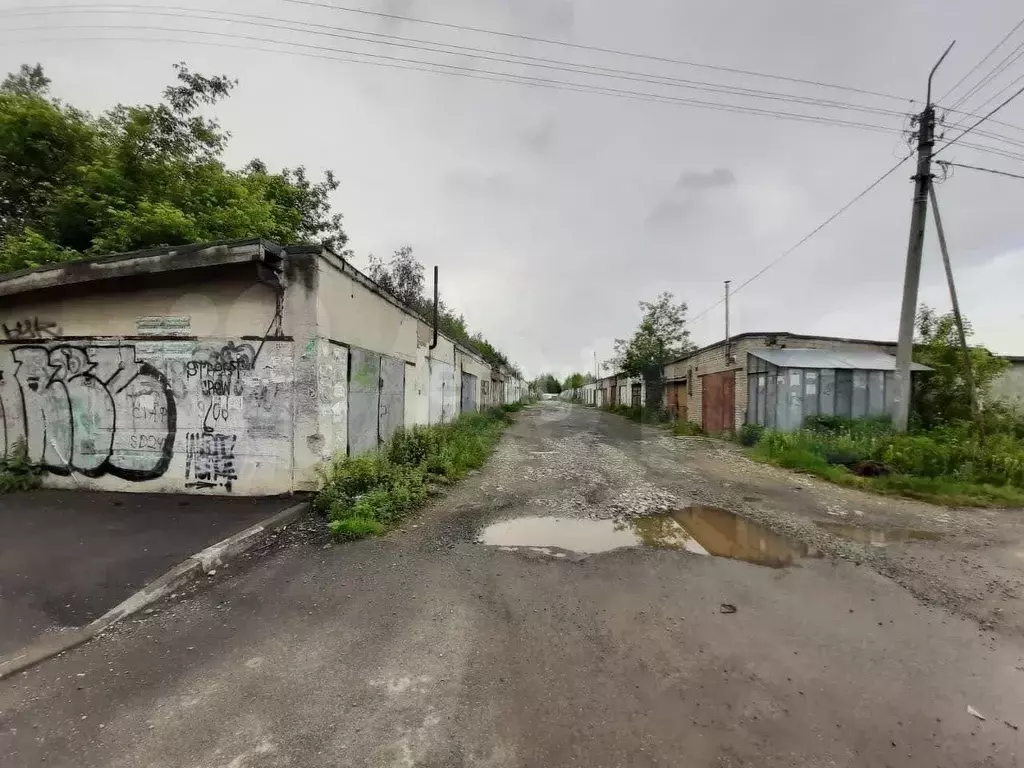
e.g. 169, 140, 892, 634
2, 402, 1022, 767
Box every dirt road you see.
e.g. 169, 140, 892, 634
2, 401, 1023, 767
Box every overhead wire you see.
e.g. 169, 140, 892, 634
947, 38, 1024, 114
936, 160, 1024, 181
0, 4, 915, 123
687, 154, 914, 326
935, 81, 1024, 156
10, 4, 1024, 152
0, 23, 916, 137
280, 0, 911, 105
938, 13, 1024, 104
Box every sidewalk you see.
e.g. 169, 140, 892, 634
0, 490, 297, 657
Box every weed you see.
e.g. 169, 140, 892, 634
737, 423, 765, 446
316, 408, 513, 540
0, 441, 41, 493
673, 420, 704, 437
750, 418, 1024, 506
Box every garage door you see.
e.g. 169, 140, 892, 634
701, 371, 735, 433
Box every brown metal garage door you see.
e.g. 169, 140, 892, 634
666, 381, 687, 420
701, 371, 735, 433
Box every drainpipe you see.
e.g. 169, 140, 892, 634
724, 280, 732, 364
429, 265, 439, 351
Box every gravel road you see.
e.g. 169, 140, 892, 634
2, 401, 1022, 767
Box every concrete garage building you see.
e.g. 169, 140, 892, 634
0, 238, 520, 496
663, 332, 926, 433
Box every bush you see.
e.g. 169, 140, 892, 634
737, 423, 765, 446
0, 441, 42, 493
673, 420, 704, 437
316, 409, 511, 539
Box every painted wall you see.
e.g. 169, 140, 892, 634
0, 338, 294, 495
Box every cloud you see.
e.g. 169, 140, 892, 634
644, 200, 692, 231
676, 168, 737, 190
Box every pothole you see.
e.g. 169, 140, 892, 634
814, 520, 942, 546
477, 505, 817, 568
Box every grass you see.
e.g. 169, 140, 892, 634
600, 403, 703, 436
315, 406, 518, 539
747, 416, 1024, 507
0, 441, 41, 493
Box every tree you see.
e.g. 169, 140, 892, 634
0, 62, 348, 273
538, 374, 562, 394
912, 304, 1009, 429
563, 372, 586, 390
607, 292, 694, 407
365, 245, 511, 369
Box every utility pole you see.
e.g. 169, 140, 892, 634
893, 42, 954, 432
928, 184, 978, 419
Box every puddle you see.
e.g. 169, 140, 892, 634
477, 506, 816, 567
815, 521, 942, 547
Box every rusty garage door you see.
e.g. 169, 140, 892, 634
701, 371, 735, 434
666, 381, 687, 421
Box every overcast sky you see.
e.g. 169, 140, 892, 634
3, 0, 1023, 378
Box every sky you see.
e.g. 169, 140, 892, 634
2, 0, 1024, 379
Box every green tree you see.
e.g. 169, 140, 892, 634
536, 374, 562, 394
365, 245, 510, 368
563, 372, 586, 390
608, 292, 694, 406
0, 62, 348, 273
912, 304, 1009, 428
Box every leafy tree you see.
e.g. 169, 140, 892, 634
912, 304, 1009, 429
563, 372, 587, 390
0, 62, 348, 273
538, 374, 562, 394
366, 245, 511, 369
607, 292, 695, 407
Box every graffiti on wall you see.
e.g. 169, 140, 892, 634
184, 431, 237, 490
2, 317, 62, 340
0, 344, 176, 479
0, 338, 294, 492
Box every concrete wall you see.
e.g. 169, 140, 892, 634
0, 245, 523, 495
665, 334, 898, 431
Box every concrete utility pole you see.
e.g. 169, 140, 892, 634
724, 280, 731, 362
929, 184, 978, 419
893, 42, 954, 432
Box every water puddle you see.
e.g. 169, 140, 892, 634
477, 506, 816, 568
815, 521, 942, 547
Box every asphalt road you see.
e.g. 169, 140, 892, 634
1, 402, 1022, 767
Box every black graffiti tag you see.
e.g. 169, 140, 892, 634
184, 432, 238, 491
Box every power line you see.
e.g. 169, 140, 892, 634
0, 5, 916, 121
687, 154, 913, 325
935, 81, 1024, 156
0, 24, 914, 137
281, 0, 911, 105
12, 4, 1024, 150
937, 159, 1024, 181
948, 37, 1024, 113
939, 14, 1024, 104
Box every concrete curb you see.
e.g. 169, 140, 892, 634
0, 500, 310, 681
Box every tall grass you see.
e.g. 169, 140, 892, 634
0, 440, 41, 493
315, 408, 514, 539
749, 416, 1024, 507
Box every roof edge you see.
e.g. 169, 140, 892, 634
666, 331, 898, 366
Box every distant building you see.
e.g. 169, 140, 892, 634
992, 356, 1024, 410
663, 332, 930, 433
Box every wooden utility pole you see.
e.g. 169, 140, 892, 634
893, 42, 954, 432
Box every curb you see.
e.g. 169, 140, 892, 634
0, 500, 310, 681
